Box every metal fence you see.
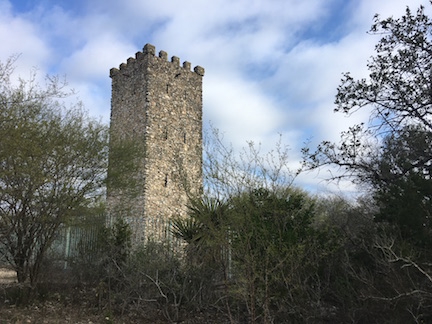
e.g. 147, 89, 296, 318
49, 215, 185, 268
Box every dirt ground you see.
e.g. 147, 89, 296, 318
0, 268, 223, 323
0, 303, 111, 323
0, 268, 165, 323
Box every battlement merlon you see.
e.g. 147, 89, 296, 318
109, 43, 205, 78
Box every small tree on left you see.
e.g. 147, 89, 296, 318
0, 56, 108, 290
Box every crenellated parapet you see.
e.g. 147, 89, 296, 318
107, 42, 204, 246
110, 43, 205, 78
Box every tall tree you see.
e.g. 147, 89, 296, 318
0, 56, 108, 289
372, 125, 432, 247
302, 4, 432, 320
303, 2, 432, 186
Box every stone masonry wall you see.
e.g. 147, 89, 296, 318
107, 44, 204, 244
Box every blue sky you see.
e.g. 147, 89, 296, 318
1, 0, 430, 195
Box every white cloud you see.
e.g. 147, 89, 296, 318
1, 0, 429, 195
0, 1, 50, 74
205, 74, 284, 148
59, 34, 137, 82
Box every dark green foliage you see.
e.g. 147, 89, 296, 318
69, 217, 132, 287
230, 188, 314, 248
173, 187, 343, 323
106, 218, 132, 263
371, 126, 432, 248
173, 196, 229, 247
172, 197, 232, 315
302, 3, 432, 321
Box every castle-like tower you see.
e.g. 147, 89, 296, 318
107, 44, 204, 243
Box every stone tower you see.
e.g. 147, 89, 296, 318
107, 44, 204, 243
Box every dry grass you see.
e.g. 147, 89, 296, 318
0, 268, 222, 323
0, 268, 110, 323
